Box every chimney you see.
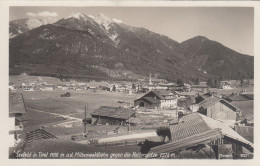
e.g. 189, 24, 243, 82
178, 112, 184, 123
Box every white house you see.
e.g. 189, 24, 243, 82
220, 81, 232, 89
134, 91, 177, 109
160, 92, 178, 109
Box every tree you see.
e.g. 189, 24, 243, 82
207, 78, 220, 88
156, 127, 171, 142
214, 79, 221, 88
177, 79, 184, 86
207, 78, 214, 88
240, 79, 244, 87
112, 85, 116, 91
186, 96, 195, 108
195, 78, 199, 85
132, 83, 136, 90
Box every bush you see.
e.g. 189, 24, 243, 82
156, 126, 171, 142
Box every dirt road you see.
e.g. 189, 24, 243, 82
98, 131, 157, 143
27, 107, 82, 121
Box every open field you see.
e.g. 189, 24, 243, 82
23, 90, 142, 119
10, 75, 63, 86
19, 89, 142, 140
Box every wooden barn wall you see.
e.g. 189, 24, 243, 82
92, 115, 127, 126
134, 98, 160, 108
235, 126, 254, 143
207, 102, 237, 121
223, 137, 244, 155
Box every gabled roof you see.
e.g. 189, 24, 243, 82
198, 96, 239, 111
198, 96, 221, 109
170, 113, 211, 142
142, 97, 160, 104
92, 106, 134, 120
151, 113, 253, 154
143, 90, 175, 100
200, 92, 222, 99
145, 91, 163, 99
198, 113, 253, 148
9, 93, 26, 114
149, 129, 222, 154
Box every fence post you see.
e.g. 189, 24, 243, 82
125, 140, 127, 146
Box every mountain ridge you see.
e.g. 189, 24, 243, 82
9, 13, 254, 81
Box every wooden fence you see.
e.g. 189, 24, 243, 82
26, 128, 58, 144
10, 129, 58, 158
94, 138, 150, 148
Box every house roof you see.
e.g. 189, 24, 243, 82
92, 106, 134, 120
220, 81, 231, 84
198, 96, 221, 109
178, 91, 197, 96
234, 126, 254, 143
9, 93, 26, 114
143, 90, 176, 100
147, 91, 163, 99
243, 94, 254, 100
231, 100, 253, 121
157, 90, 174, 96
149, 129, 222, 154
198, 97, 239, 111
142, 97, 161, 104
170, 113, 211, 142
226, 94, 254, 101
199, 113, 253, 148
153, 113, 253, 154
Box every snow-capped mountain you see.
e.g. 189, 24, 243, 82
9, 13, 254, 81
9, 16, 57, 38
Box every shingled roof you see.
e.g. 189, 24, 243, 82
142, 97, 160, 104
172, 113, 253, 147
150, 113, 253, 154
198, 96, 239, 111
92, 106, 134, 120
170, 113, 211, 142
149, 129, 222, 154
9, 93, 26, 114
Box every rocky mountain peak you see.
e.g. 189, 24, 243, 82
65, 13, 88, 20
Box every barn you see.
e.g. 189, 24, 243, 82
9, 93, 30, 153
9, 93, 30, 125
134, 91, 177, 109
134, 97, 160, 108
91, 106, 135, 126
197, 96, 240, 123
148, 113, 253, 159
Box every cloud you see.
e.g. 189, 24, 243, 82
26, 11, 58, 17
27, 12, 37, 17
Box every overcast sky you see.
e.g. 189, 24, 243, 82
10, 7, 254, 55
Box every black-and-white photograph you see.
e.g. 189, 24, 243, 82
7, 5, 254, 159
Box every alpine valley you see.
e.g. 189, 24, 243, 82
9, 13, 254, 81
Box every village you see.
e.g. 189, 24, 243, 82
8, 73, 254, 159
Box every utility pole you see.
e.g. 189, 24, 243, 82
83, 104, 88, 136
